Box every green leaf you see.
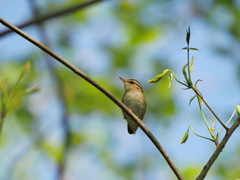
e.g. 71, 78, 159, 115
180, 128, 189, 144
190, 47, 200, 51
197, 96, 203, 107
168, 73, 173, 88
210, 118, 215, 129
236, 104, 240, 116
210, 118, 217, 134
15, 62, 31, 87
190, 56, 195, 73
0, 79, 9, 104
148, 69, 173, 83
182, 63, 188, 80
189, 95, 196, 106
181, 47, 188, 50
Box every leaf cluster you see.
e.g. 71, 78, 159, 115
148, 27, 238, 147
0, 62, 40, 135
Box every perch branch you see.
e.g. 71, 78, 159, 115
196, 116, 240, 180
0, 18, 184, 180
192, 87, 228, 130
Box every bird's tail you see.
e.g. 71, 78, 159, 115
127, 124, 138, 135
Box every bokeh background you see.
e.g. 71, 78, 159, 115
1, 0, 240, 179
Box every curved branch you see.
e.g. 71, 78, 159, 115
196, 116, 240, 180
0, 18, 184, 180
0, 0, 103, 37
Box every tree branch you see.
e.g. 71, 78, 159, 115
196, 116, 240, 180
0, 18, 184, 180
192, 87, 229, 131
0, 0, 103, 37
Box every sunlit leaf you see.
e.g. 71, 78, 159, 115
189, 95, 196, 106
197, 95, 203, 107
15, 61, 31, 86
168, 73, 173, 88
190, 56, 195, 73
190, 47, 200, 51
0, 79, 8, 104
148, 69, 173, 83
210, 118, 215, 129
236, 104, 240, 116
180, 128, 189, 144
0, 62, 39, 123
210, 118, 217, 134
182, 63, 188, 80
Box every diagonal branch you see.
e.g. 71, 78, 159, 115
0, 18, 184, 180
0, 0, 103, 37
192, 87, 229, 131
196, 116, 240, 180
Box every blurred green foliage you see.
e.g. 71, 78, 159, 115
182, 166, 201, 180
0, 62, 40, 135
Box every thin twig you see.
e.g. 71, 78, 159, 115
192, 87, 229, 131
0, 18, 184, 180
196, 116, 240, 180
0, 0, 103, 37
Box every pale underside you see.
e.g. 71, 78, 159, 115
122, 91, 146, 134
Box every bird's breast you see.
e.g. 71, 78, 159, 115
123, 92, 145, 115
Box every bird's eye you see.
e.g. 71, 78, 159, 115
130, 81, 134, 84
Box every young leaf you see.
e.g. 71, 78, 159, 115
189, 95, 196, 106
210, 118, 217, 134
190, 47, 200, 51
168, 73, 173, 88
197, 95, 203, 107
182, 63, 188, 80
190, 56, 195, 73
148, 69, 173, 83
15, 62, 31, 87
181, 47, 188, 50
0, 79, 9, 112
0, 79, 8, 102
180, 128, 189, 144
210, 118, 215, 129
186, 26, 190, 44
236, 104, 240, 116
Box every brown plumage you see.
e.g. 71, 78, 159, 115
119, 77, 146, 134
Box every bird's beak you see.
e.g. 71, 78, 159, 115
119, 77, 126, 82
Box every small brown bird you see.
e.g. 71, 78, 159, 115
119, 77, 147, 134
